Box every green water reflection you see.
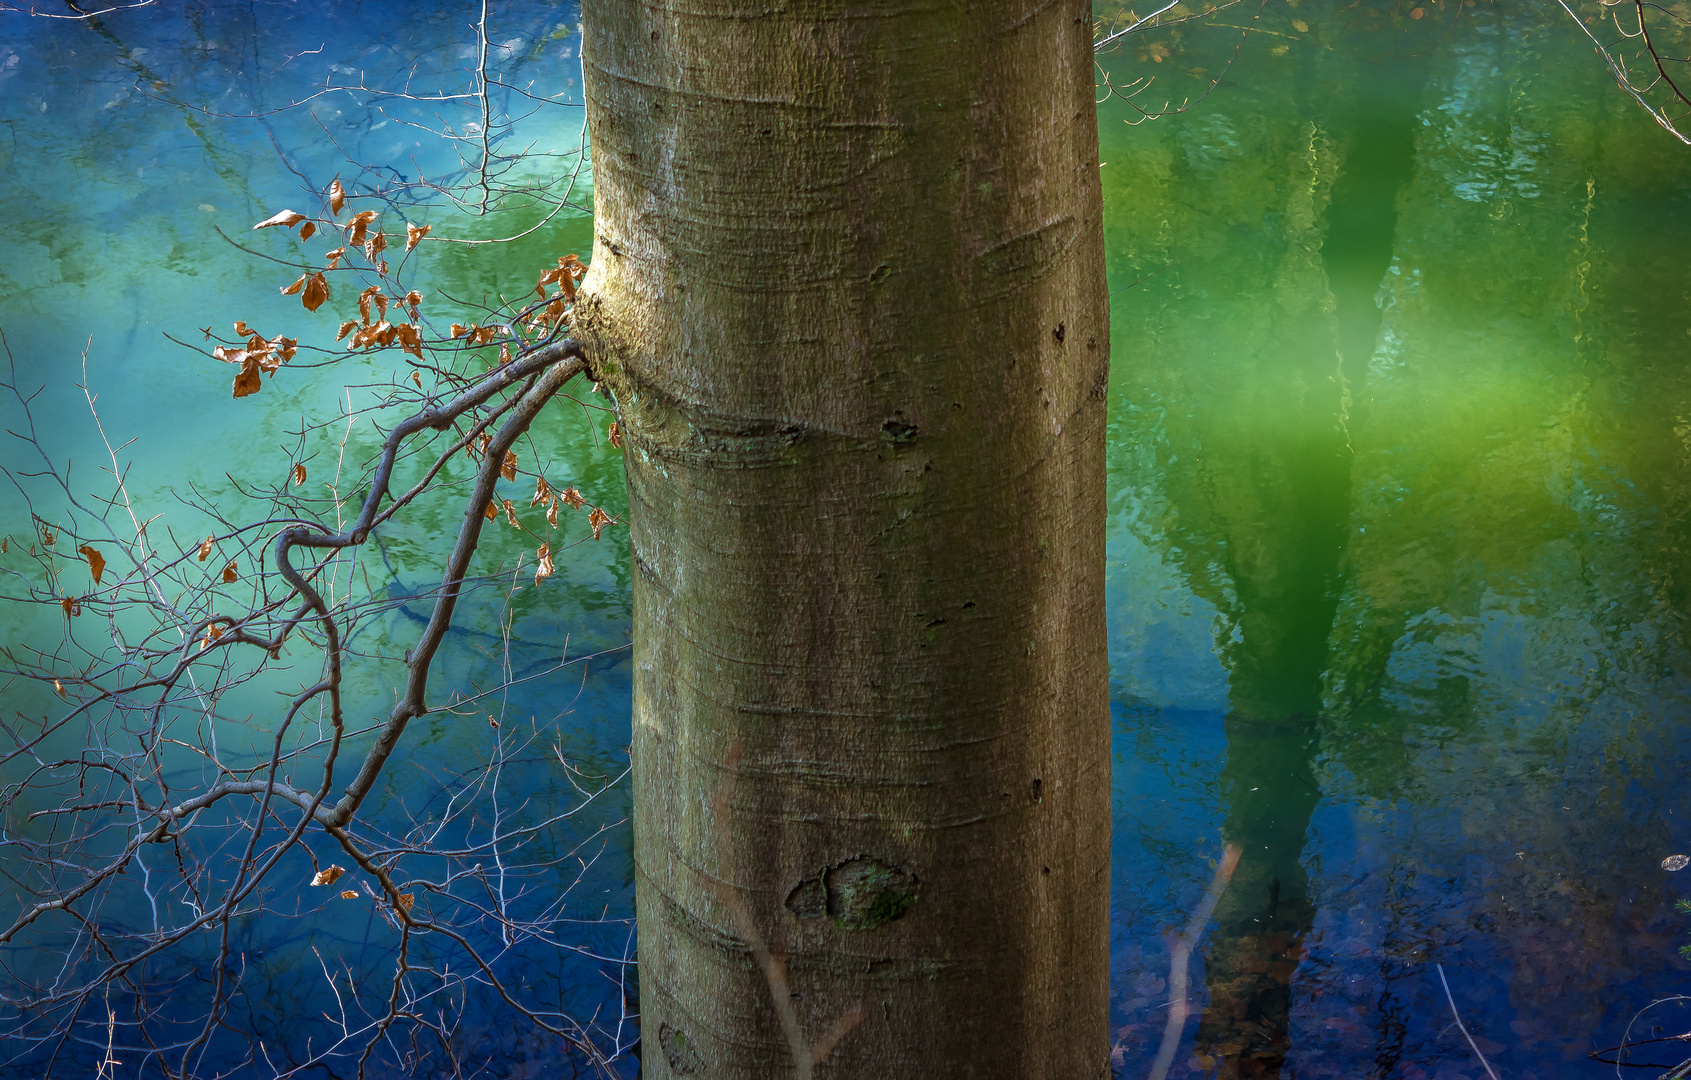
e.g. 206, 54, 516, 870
1101, 0, 1691, 1076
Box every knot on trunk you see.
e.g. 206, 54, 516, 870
785, 855, 919, 931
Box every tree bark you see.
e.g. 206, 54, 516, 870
577, 4, 1110, 1076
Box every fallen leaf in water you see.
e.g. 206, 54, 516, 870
1292, 18, 1309, 31
1409, 6, 1424, 17
1664, 855, 1689, 871
311, 865, 345, 887
253, 209, 306, 231
79, 545, 105, 584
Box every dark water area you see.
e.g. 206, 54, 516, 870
1, 1, 1689, 1077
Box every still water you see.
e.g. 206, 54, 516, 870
1, 1, 1688, 1077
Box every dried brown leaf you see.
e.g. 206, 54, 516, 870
364, 230, 386, 262
535, 542, 554, 583
395, 322, 423, 360
345, 210, 378, 248
340, 889, 359, 899
530, 475, 551, 507
335, 319, 358, 342
503, 499, 519, 527
560, 487, 585, 511
292, 463, 306, 487
589, 506, 611, 541
299, 221, 317, 241
198, 536, 213, 561
546, 498, 559, 527
501, 450, 518, 481
203, 623, 222, 645
410, 370, 422, 388
41, 525, 55, 546
280, 274, 306, 296
60, 596, 79, 617
302, 272, 329, 312
79, 545, 105, 585
54, 678, 65, 698
253, 209, 306, 231
607, 422, 623, 449
233, 320, 252, 337
395, 892, 415, 913
323, 247, 347, 270
1, 536, 8, 554
484, 499, 499, 522
233, 356, 263, 398
406, 222, 430, 252
311, 865, 345, 887
327, 178, 345, 215
222, 560, 238, 584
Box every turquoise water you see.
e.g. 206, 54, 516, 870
2, 2, 1689, 1077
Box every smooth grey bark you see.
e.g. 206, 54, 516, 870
577, 4, 1111, 1076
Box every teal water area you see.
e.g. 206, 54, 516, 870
1, 2, 1688, 1077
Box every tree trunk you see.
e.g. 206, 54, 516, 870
577, 4, 1110, 1076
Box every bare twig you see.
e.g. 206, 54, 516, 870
1147, 844, 1243, 1080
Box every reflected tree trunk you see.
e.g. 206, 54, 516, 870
1190, 48, 1429, 1080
